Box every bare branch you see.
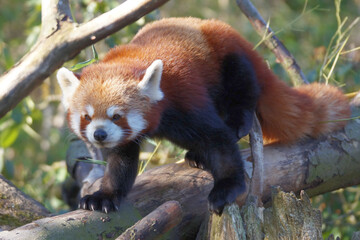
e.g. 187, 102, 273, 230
0, 175, 50, 230
236, 0, 309, 86
40, 0, 73, 38
0, 0, 169, 119
116, 201, 182, 240
248, 114, 264, 202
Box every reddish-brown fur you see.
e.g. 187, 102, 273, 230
65, 17, 352, 215
79, 17, 350, 143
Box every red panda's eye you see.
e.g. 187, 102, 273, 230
112, 114, 121, 121
84, 114, 91, 122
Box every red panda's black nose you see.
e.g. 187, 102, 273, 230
94, 129, 107, 142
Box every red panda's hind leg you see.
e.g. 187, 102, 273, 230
219, 53, 260, 139
155, 106, 246, 215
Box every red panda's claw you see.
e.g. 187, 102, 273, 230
79, 191, 119, 213
185, 150, 206, 170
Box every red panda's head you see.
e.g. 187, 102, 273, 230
57, 60, 163, 148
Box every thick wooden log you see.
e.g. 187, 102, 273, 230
116, 201, 182, 240
0, 164, 212, 239
0, 175, 50, 231
0, 201, 141, 240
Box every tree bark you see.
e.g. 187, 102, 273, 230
352, 231, 360, 240
248, 114, 264, 201
263, 188, 322, 240
200, 188, 322, 239
0, 175, 50, 231
0, 0, 169, 119
207, 203, 246, 240
116, 200, 182, 240
240, 195, 264, 240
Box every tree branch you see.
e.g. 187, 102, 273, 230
40, 0, 73, 38
116, 201, 182, 240
0, 175, 50, 230
236, 0, 309, 86
248, 114, 264, 202
0, 0, 169, 119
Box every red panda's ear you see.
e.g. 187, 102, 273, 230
57, 67, 80, 110
138, 60, 164, 102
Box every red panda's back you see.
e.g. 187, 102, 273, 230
102, 18, 222, 110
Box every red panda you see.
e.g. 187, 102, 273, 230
57, 17, 350, 214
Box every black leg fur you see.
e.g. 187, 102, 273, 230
220, 53, 260, 139
79, 141, 140, 213
155, 106, 246, 214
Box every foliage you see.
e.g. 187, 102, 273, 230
0, 0, 359, 238
312, 187, 360, 240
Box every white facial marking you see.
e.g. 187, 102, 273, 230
127, 110, 147, 140
86, 119, 123, 148
70, 111, 81, 137
85, 105, 94, 117
106, 106, 123, 118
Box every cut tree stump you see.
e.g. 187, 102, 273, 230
263, 187, 322, 240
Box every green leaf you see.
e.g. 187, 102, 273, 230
91, 44, 99, 60
70, 58, 97, 71
3, 47, 14, 70
75, 158, 107, 166
0, 123, 20, 148
70, 45, 99, 71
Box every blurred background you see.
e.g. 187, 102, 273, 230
0, 0, 359, 239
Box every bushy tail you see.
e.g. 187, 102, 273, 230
201, 19, 351, 143
257, 80, 350, 144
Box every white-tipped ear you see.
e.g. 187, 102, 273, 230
57, 67, 80, 110
138, 60, 164, 102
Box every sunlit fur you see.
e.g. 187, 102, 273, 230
64, 67, 153, 146
95, 17, 350, 144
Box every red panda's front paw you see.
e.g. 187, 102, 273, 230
185, 151, 206, 170
79, 191, 120, 213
